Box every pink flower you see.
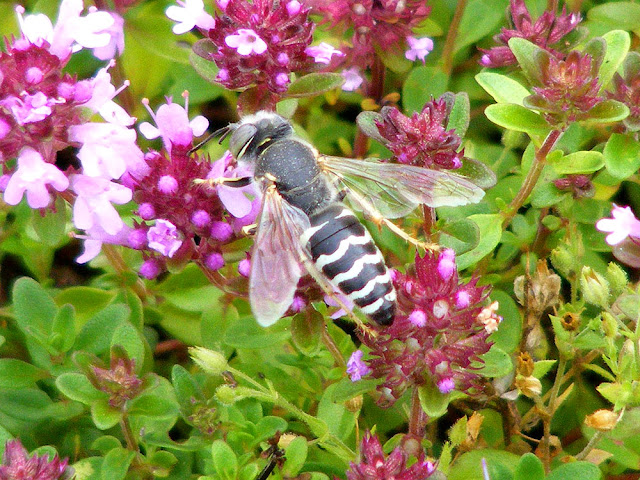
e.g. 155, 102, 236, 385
3, 148, 69, 208
71, 174, 132, 235
341, 67, 363, 91
437, 248, 456, 280
139, 99, 209, 152
0, 438, 71, 480
82, 64, 135, 126
166, 0, 215, 34
225, 28, 268, 56
147, 219, 183, 258
596, 205, 640, 246
437, 377, 455, 394
346, 350, 371, 381
305, 42, 345, 64
76, 224, 133, 263
69, 122, 145, 180
1, 92, 63, 125
405, 36, 434, 63
92, 12, 125, 60
207, 152, 258, 218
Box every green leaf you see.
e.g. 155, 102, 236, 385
549, 151, 604, 175
50, 304, 76, 353
75, 305, 130, 355
56, 373, 105, 404
403, 66, 449, 113
588, 3, 640, 32
488, 290, 521, 353
190, 39, 219, 84
223, 320, 290, 349
91, 399, 123, 430
456, 214, 503, 270
375, 44, 412, 74
508, 37, 550, 86
532, 360, 557, 379
0, 388, 54, 423
447, 92, 471, 138
171, 365, 203, 410
0, 359, 47, 388
418, 382, 450, 418
439, 218, 480, 255
290, 311, 323, 356
330, 377, 380, 403
128, 392, 179, 420
212, 440, 238, 480
449, 450, 519, 480
54, 287, 116, 325
449, 416, 468, 448
282, 436, 308, 477
604, 133, 640, 179
356, 111, 387, 144
13, 277, 58, 339
163, 285, 224, 312
456, 157, 497, 189
476, 72, 530, 105
101, 448, 135, 480
599, 31, 631, 90
317, 383, 354, 440
31, 197, 67, 246
485, 104, 550, 139
547, 462, 602, 480
583, 100, 629, 124
478, 347, 513, 378
111, 322, 145, 370
514, 453, 544, 480
454, 0, 509, 54
286, 73, 344, 98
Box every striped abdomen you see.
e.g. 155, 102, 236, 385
302, 203, 396, 325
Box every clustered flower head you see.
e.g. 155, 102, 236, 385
126, 97, 260, 279
375, 99, 463, 169
90, 354, 144, 409
553, 174, 594, 198
525, 51, 603, 125
357, 249, 500, 407
309, 0, 431, 69
480, 0, 582, 68
204, 0, 314, 94
606, 52, 640, 132
343, 432, 435, 480
0, 439, 72, 480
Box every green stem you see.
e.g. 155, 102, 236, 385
441, 0, 468, 76
502, 129, 563, 229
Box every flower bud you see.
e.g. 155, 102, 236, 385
580, 266, 610, 307
606, 262, 627, 297
189, 347, 228, 376
560, 312, 580, 332
516, 352, 534, 377
515, 375, 542, 398
550, 243, 577, 278
345, 395, 363, 413
601, 312, 618, 338
215, 384, 237, 405
585, 409, 618, 431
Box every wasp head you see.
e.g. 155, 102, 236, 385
229, 111, 293, 163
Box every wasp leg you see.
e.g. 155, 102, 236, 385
346, 188, 439, 252
241, 224, 257, 236
194, 177, 253, 188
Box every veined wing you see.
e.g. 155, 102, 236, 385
319, 156, 485, 219
250, 186, 310, 326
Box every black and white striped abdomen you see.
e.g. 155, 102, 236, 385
302, 203, 396, 325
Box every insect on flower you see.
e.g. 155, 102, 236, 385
199, 111, 487, 327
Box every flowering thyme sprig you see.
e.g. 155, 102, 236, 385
201, 0, 315, 95
480, 0, 582, 68
358, 250, 500, 407
0, 439, 73, 480
343, 432, 435, 480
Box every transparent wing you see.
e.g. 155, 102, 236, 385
250, 186, 311, 326
319, 156, 485, 219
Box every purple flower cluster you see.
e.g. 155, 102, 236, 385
203, 0, 315, 94
607, 52, 640, 132
480, 0, 581, 68
0, 439, 72, 480
357, 250, 500, 407
343, 432, 435, 480
90, 355, 144, 409
375, 99, 463, 169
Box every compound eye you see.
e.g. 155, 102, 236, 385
229, 124, 258, 159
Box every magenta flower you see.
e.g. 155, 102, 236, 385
71, 174, 132, 235
607, 52, 640, 132
75, 224, 134, 263
3, 148, 69, 209
596, 205, 640, 246
81, 64, 135, 126
344, 432, 435, 480
139, 98, 209, 153
204, 0, 314, 94
374, 98, 463, 169
1, 92, 63, 125
405, 36, 434, 63
347, 350, 371, 382
341, 67, 364, 92
92, 13, 125, 60
305, 42, 345, 65
147, 219, 183, 258
166, 0, 215, 35
479, 0, 582, 68
90, 353, 143, 408
0, 439, 72, 480
359, 250, 498, 407
206, 152, 258, 219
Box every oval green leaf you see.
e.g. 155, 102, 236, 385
286, 73, 344, 98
